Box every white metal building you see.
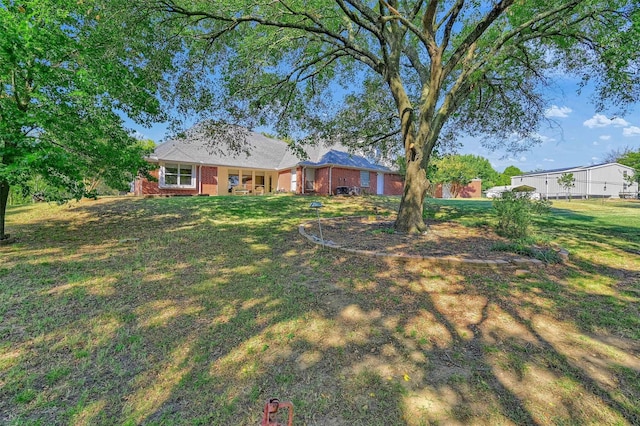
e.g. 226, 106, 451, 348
511, 162, 638, 199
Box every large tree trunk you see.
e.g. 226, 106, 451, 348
385, 47, 442, 233
0, 180, 9, 240
395, 159, 430, 233
387, 71, 433, 233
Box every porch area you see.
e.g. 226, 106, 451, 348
222, 167, 276, 196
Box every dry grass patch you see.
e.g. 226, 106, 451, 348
1, 196, 638, 425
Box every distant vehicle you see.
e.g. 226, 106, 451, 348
485, 186, 512, 198
485, 185, 541, 200
512, 184, 541, 200
526, 192, 542, 200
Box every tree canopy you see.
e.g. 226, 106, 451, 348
497, 165, 524, 186
139, 0, 640, 232
602, 148, 640, 185
618, 150, 640, 184
0, 0, 166, 239
557, 172, 576, 200
430, 154, 498, 196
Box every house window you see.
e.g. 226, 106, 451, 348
161, 163, 195, 188
360, 171, 370, 187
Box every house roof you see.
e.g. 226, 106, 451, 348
299, 149, 393, 172
516, 162, 634, 177
148, 122, 396, 173
150, 124, 291, 170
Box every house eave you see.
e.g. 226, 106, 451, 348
152, 157, 280, 172
515, 162, 635, 178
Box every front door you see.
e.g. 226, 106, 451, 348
377, 173, 384, 195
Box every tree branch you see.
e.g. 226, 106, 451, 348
441, 0, 465, 51
335, 0, 381, 38
442, 0, 515, 78
377, 1, 432, 52
407, 0, 426, 23
444, 0, 586, 92
403, 44, 429, 85
155, 0, 383, 71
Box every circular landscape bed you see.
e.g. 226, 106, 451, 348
300, 216, 565, 267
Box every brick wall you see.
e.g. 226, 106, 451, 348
458, 179, 481, 198
296, 168, 303, 194
331, 168, 360, 194
277, 170, 291, 192
136, 163, 405, 197
312, 168, 404, 196
434, 179, 482, 198
315, 168, 330, 195
200, 166, 218, 195
367, 172, 377, 195
137, 165, 218, 196
384, 174, 404, 195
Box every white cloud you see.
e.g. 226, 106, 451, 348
592, 141, 599, 146
583, 114, 630, 128
599, 135, 611, 140
545, 105, 572, 118
507, 156, 528, 163
529, 132, 555, 144
623, 126, 640, 137
543, 158, 555, 162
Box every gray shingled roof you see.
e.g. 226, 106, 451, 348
150, 124, 292, 170
299, 150, 392, 172
148, 122, 394, 172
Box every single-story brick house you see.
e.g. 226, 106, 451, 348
134, 123, 404, 197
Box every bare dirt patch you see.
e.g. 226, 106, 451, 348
303, 216, 522, 261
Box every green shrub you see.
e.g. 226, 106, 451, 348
531, 198, 552, 215
493, 191, 532, 239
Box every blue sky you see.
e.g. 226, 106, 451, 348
130, 79, 639, 174
462, 80, 640, 173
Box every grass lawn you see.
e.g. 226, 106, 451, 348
1, 195, 639, 425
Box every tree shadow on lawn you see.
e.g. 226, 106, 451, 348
300, 253, 640, 425
5, 196, 378, 247
535, 207, 640, 256
422, 199, 495, 222
4, 204, 37, 216
601, 201, 640, 209
550, 256, 640, 340
420, 201, 640, 256
2, 196, 381, 422
1, 199, 328, 424
2, 197, 639, 425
